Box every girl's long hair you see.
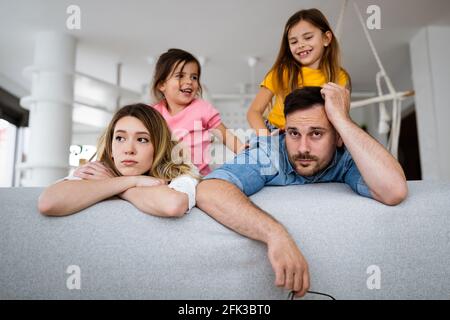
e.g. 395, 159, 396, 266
270, 8, 351, 95
95, 103, 196, 181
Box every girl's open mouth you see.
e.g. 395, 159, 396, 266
180, 88, 193, 94
299, 50, 312, 58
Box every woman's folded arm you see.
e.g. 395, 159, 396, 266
38, 176, 137, 216
119, 185, 189, 218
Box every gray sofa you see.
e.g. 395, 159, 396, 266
1, 181, 449, 300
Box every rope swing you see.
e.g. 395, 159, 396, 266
335, 0, 415, 158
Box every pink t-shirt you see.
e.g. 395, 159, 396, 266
152, 99, 222, 176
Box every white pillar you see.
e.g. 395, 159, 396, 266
410, 26, 450, 181
19, 32, 77, 186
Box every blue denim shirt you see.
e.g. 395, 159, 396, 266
205, 133, 372, 198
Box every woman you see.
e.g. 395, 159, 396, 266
38, 103, 199, 217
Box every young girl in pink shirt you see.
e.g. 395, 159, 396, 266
151, 48, 245, 176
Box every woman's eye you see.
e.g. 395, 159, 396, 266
305, 36, 313, 40
115, 136, 125, 142
138, 138, 149, 143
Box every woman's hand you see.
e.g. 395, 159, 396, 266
134, 176, 167, 188
119, 176, 167, 200
73, 161, 115, 180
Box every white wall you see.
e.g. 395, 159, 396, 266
410, 26, 450, 181
0, 119, 16, 187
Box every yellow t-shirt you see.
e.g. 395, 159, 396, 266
260, 67, 349, 129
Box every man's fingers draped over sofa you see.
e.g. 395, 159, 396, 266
267, 233, 310, 296
196, 179, 310, 296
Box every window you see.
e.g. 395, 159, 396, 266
69, 145, 97, 175
0, 119, 17, 187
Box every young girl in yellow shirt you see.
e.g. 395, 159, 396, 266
247, 8, 351, 134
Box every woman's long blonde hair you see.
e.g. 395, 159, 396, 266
95, 103, 196, 181
270, 8, 351, 95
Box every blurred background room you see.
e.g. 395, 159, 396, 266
1, 0, 450, 187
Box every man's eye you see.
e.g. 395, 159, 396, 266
289, 131, 299, 137
312, 132, 322, 138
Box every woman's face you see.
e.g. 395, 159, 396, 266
111, 116, 154, 176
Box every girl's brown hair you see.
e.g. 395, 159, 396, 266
151, 48, 203, 102
95, 103, 195, 181
270, 8, 351, 95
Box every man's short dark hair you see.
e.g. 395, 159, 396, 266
284, 86, 324, 117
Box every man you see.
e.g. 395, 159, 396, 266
196, 84, 407, 297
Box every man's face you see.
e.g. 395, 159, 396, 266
285, 105, 342, 177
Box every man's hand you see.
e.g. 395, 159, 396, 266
321, 84, 408, 206
73, 161, 115, 180
320, 82, 351, 125
196, 179, 311, 296
267, 233, 310, 297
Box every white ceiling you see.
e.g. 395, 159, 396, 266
1, 0, 450, 100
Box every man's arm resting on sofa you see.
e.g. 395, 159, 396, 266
321, 83, 408, 206
196, 179, 310, 297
